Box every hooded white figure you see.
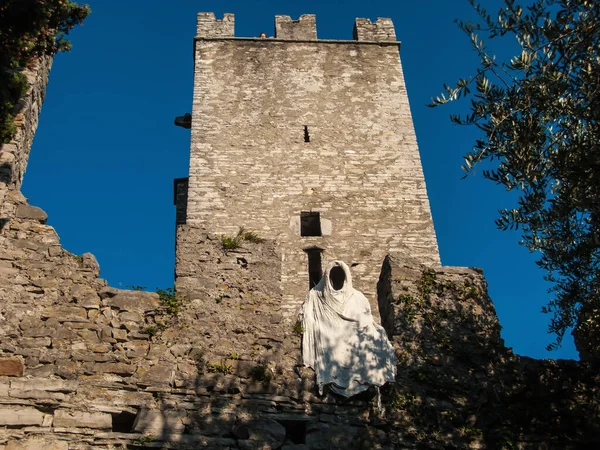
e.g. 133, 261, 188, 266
300, 260, 397, 397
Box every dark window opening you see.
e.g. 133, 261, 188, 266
304, 125, 310, 142
277, 419, 307, 444
305, 248, 323, 289
173, 177, 189, 225
111, 411, 137, 433
300, 212, 321, 236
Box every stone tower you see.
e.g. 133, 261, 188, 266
175, 13, 440, 315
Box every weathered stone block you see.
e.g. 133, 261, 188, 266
87, 362, 135, 376
10, 378, 78, 392
70, 284, 101, 309
41, 306, 87, 322
53, 409, 112, 429
81, 252, 100, 276
132, 409, 187, 434
123, 341, 149, 358
5, 438, 68, 450
104, 291, 160, 312
18, 337, 51, 348
137, 363, 175, 388
0, 358, 24, 376
76, 385, 154, 407
9, 389, 66, 401
0, 407, 45, 426
112, 328, 128, 342
15, 204, 47, 223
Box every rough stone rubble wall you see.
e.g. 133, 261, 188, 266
183, 14, 440, 318
0, 203, 390, 449
0, 56, 53, 216
1, 216, 598, 448
376, 253, 600, 449
0, 12, 598, 450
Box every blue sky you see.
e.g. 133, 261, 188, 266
24, 0, 577, 360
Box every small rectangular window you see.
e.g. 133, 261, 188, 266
300, 212, 321, 236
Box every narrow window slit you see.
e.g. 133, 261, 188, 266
304, 125, 310, 142
305, 248, 323, 289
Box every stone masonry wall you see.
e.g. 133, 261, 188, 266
2, 207, 598, 448
0, 199, 393, 449
376, 253, 600, 449
0, 56, 53, 216
1, 12, 598, 450
183, 14, 440, 319
353, 18, 397, 42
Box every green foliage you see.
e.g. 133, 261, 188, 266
411, 367, 427, 382
219, 234, 242, 250
156, 287, 185, 316
418, 269, 437, 295
250, 363, 272, 383
293, 320, 305, 334
219, 227, 265, 250
132, 434, 155, 446
207, 360, 231, 374
239, 228, 265, 243
227, 352, 241, 360
459, 424, 483, 438
127, 285, 146, 291
462, 283, 481, 300
73, 255, 83, 265
0, 1, 90, 143
386, 389, 417, 411
144, 326, 157, 337
430, 0, 600, 350
397, 294, 422, 323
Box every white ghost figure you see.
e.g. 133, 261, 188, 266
300, 260, 397, 397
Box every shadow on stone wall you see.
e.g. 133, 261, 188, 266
377, 253, 600, 449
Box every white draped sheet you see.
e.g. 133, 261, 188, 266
300, 260, 397, 397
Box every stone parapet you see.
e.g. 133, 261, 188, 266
196, 12, 234, 38
353, 17, 397, 42
275, 14, 317, 40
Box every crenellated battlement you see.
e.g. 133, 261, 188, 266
196, 12, 234, 38
353, 17, 397, 42
275, 14, 317, 40
195, 13, 397, 43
